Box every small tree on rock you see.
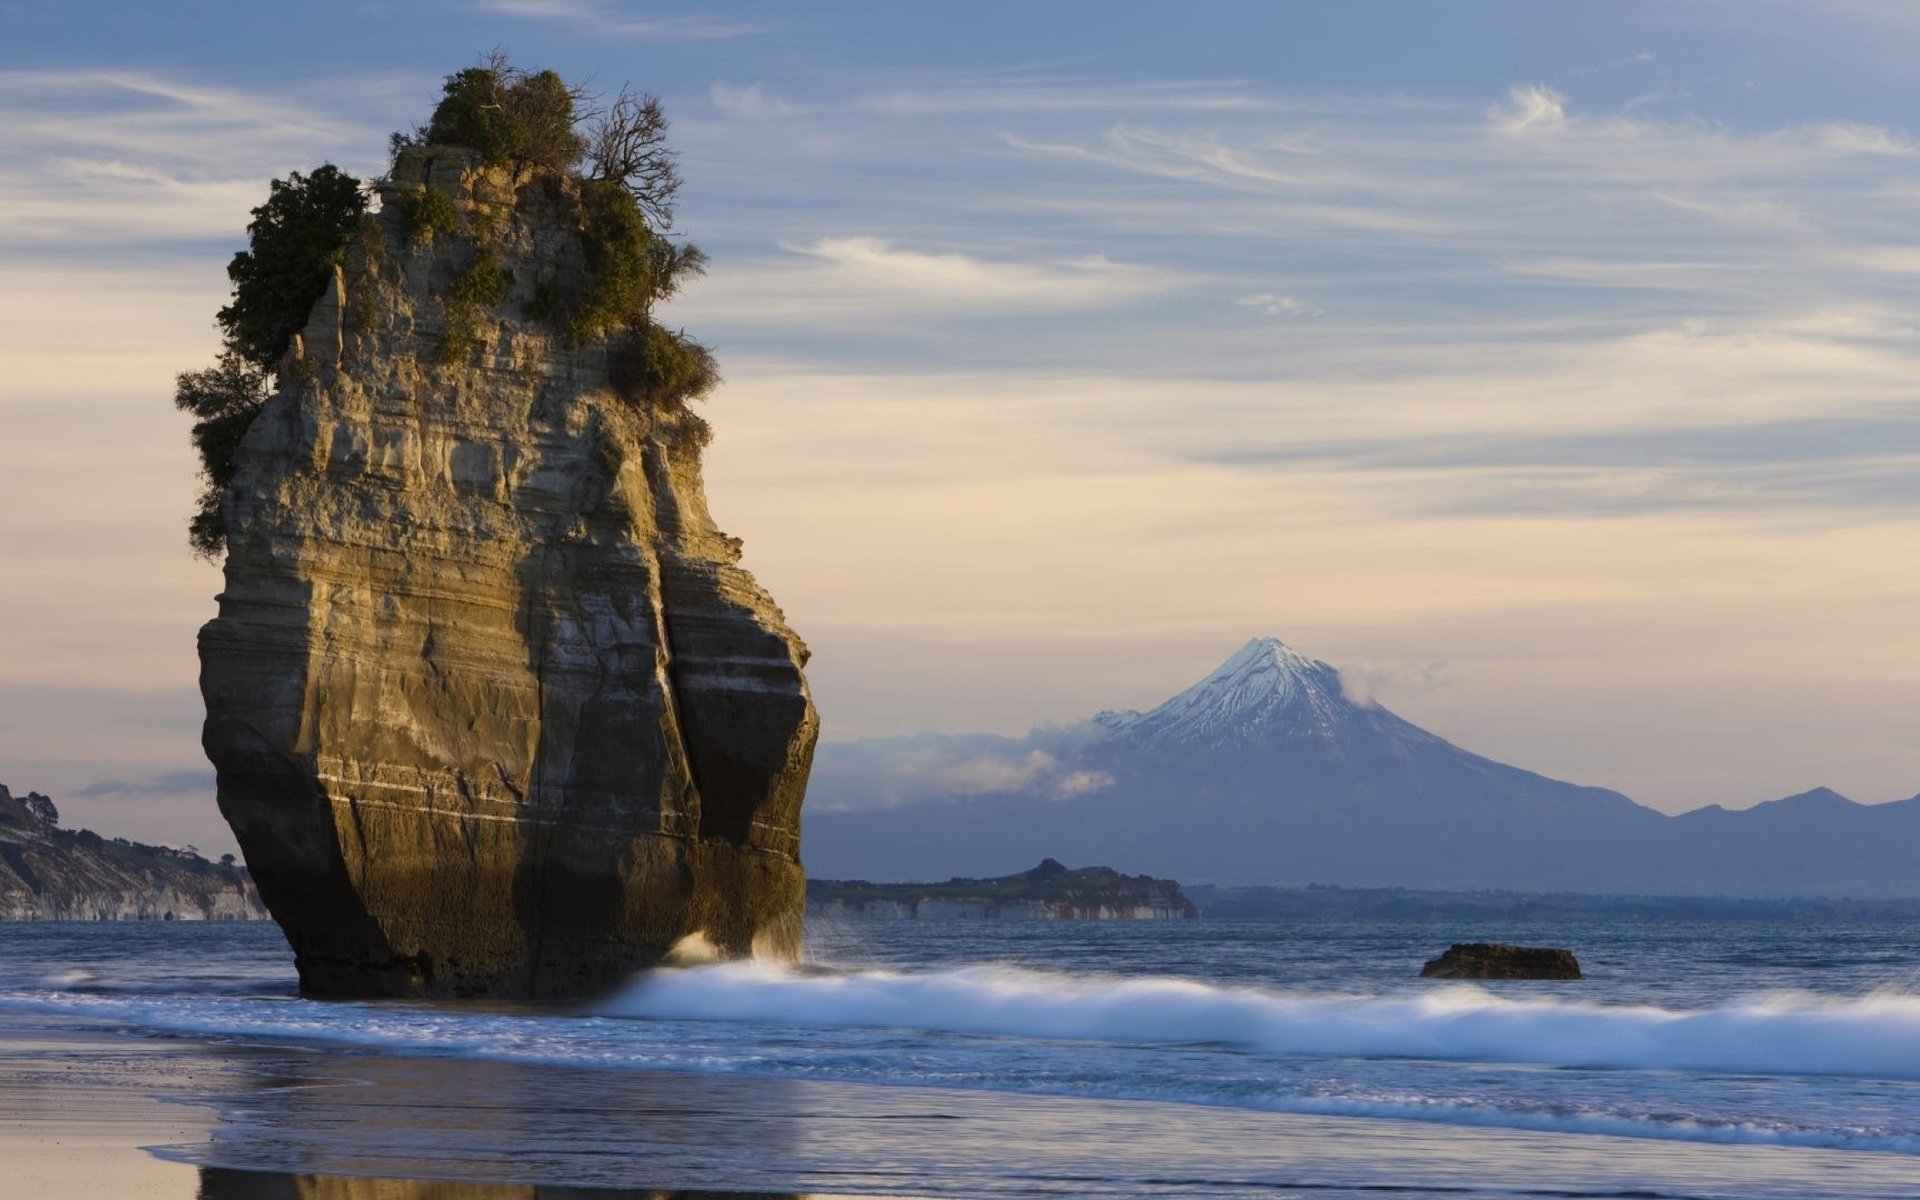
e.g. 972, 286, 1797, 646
175, 165, 365, 559
417, 52, 586, 173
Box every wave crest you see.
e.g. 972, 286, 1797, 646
600, 961, 1920, 1080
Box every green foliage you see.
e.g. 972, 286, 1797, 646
467, 203, 504, 244
176, 57, 717, 559
392, 186, 460, 245
217, 165, 367, 368
569, 179, 654, 341
403, 56, 706, 375
179, 164, 360, 557
351, 213, 388, 268
423, 58, 583, 173
569, 179, 708, 343
668, 406, 713, 449
173, 352, 270, 558
522, 277, 561, 323
435, 249, 513, 365
610, 323, 719, 409
435, 327, 477, 365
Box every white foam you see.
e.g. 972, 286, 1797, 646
10, 963, 1920, 1155
1229, 1091, 1920, 1155
661, 930, 722, 966
599, 961, 1920, 1081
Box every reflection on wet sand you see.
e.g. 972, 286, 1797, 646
196, 1166, 843, 1199
170, 1038, 1920, 1199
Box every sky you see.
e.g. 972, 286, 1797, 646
4, 1, 1920, 854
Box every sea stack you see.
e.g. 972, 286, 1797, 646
197, 136, 816, 999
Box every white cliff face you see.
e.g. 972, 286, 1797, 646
0, 786, 266, 921
198, 148, 816, 999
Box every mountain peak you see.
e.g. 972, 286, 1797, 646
1754, 787, 1859, 812
1202, 637, 1336, 704
1096, 636, 1350, 750
1222, 636, 1321, 674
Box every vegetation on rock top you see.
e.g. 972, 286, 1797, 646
174, 53, 716, 558
418, 62, 585, 174
175, 165, 366, 557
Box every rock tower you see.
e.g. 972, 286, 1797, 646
198, 148, 816, 998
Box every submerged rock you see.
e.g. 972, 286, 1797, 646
1420, 942, 1582, 980
199, 149, 816, 998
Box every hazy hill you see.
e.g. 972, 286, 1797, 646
809, 858, 1195, 920
0, 783, 265, 920
804, 639, 1919, 897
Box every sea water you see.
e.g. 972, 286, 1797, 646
4, 915, 1920, 1195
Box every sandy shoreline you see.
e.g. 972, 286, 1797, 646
6, 1003, 1920, 1198
0, 1013, 872, 1199
0, 1021, 217, 1199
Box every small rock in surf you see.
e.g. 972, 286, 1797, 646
1420, 943, 1581, 979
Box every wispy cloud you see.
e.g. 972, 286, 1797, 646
989, 82, 1918, 259
677, 237, 1189, 323
1811, 121, 1916, 156
1503, 257, 1771, 291
75, 769, 214, 799
1237, 292, 1321, 317
1830, 244, 1920, 272
793, 236, 1175, 307
864, 75, 1273, 115
710, 81, 794, 120
0, 69, 395, 249
1491, 84, 1569, 138
7, 32, 1920, 830
1003, 124, 1420, 199
468, 0, 770, 38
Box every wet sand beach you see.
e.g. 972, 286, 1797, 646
7, 1003, 1920, 1199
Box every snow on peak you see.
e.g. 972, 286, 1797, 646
1196, 637, 1330, 704
1097, 637, 1349, 749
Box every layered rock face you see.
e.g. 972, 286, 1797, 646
199, 149, 817, 998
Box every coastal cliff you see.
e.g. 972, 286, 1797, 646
197, 132, 815, 997
809, 859, 1197, 921
0, 784, 265, 920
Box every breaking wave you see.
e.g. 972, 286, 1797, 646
9, 960, 1920, 1155
601, 960, 1920, 1081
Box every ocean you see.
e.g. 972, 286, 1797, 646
5, 915, 1920, 1197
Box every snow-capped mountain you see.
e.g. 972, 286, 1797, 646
1093, 638, 1349, 752
804, 638, 1920, 896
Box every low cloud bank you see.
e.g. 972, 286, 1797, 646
810, 724, 1113, 811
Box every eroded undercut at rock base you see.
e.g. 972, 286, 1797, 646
199, 149, 816, 999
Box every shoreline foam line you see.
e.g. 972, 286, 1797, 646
6, 961, 1920, 1155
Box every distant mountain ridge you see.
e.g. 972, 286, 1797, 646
0, 783, 266, 920
804, 638, 1920, 897
809, 858, 1196, 921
